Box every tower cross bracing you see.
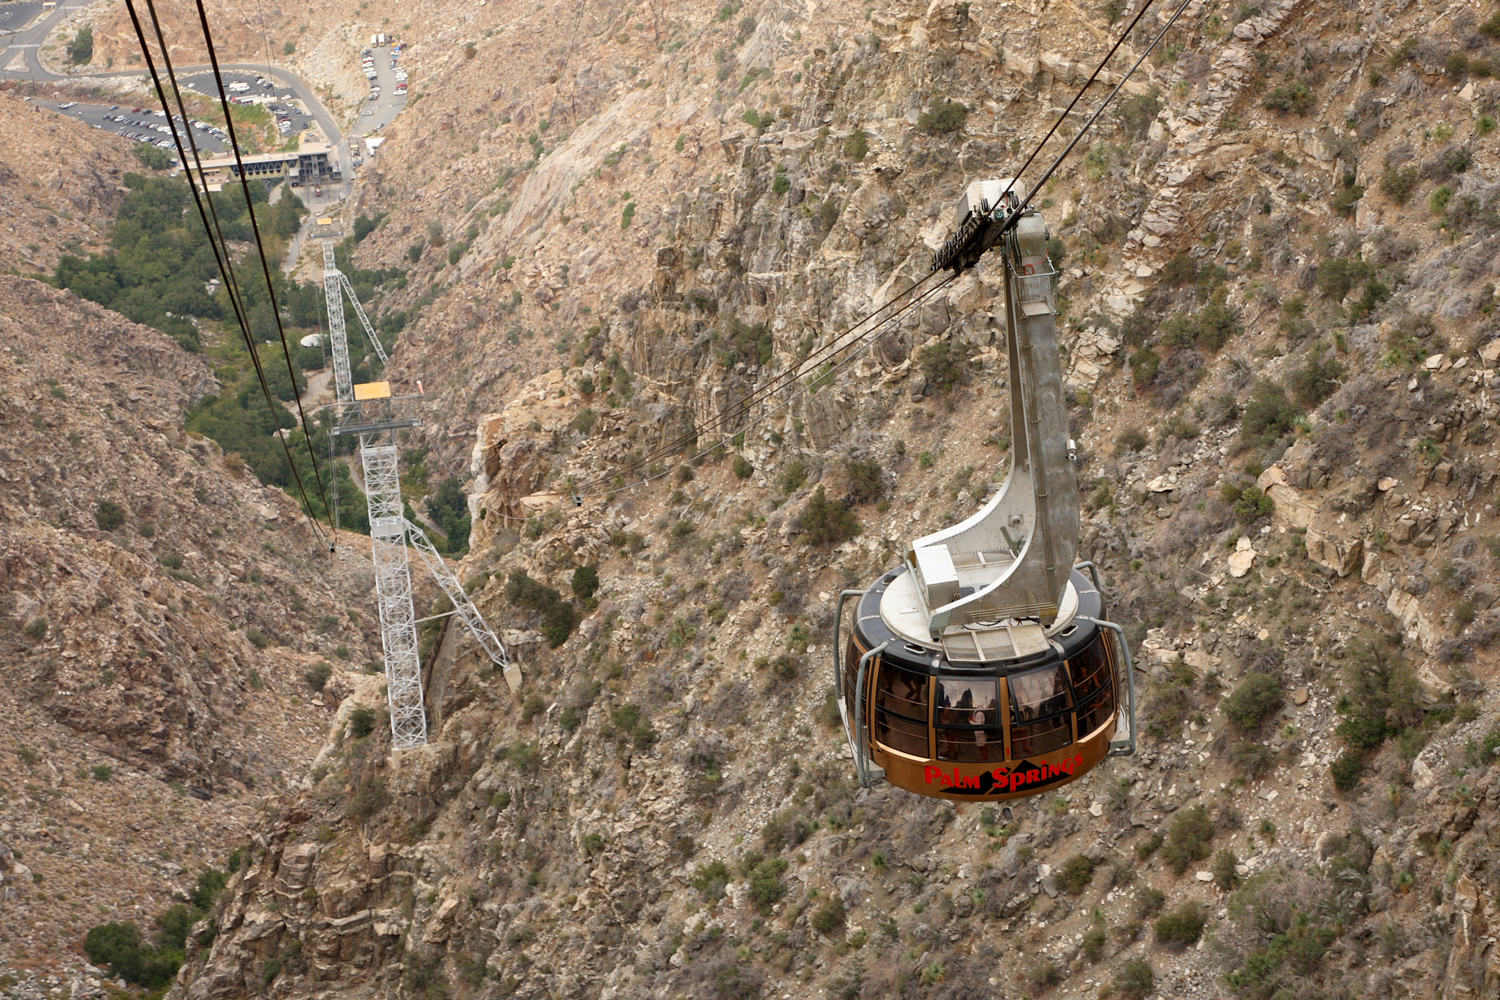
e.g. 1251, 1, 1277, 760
319, 232, 519, 749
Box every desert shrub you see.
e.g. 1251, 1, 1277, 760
508, 742, 542, 772
1135, 886, 1166, 917
505, 569, 579, 647
1264, 81, 1314, 115
84, 921, 181, 988
1330, 750, 1366, 791
1336, 637, 1423, 749
1115, 428, 1148, 454
733, 455, 754, 478
917, 98, 968, 134
1379, 166, 1419, 204
844, 456, 884, 505
1130, 345, 1161, 387
844, 127, 869, 162
1119, 91, 1161, 140
1223, 672, 1283, 729
810, 895, 846, 934
23, 618, 47, 641
1316, 257, 1373, 302
1119, 307, 1155, 346
719, 318, 774, 367
346, 777, 390, 821
1155, 902, 1206, 947
610, 703, 658, 750
1161, 804, 1214, 875
779, 460, 809, 493
1241, 381, 1299, 448
1082, 922, 1107, 960
917, 341, 966, 392
348, 707, 378, 739
571, 565, 600, 601
95, 499, 125, 531
1231, 740, 1276, 776
1287, 352, 1344, 407
747, 856, 790, 913
303, 662, 332, 692
692, 859, 731, 900
1115, 958, 1154, 1000
1213, 849, 1241, 891
762, 810, 812, 853
1061, 855, 1096, 894
1233, 485, 1274, 522
800, 487, 861, 545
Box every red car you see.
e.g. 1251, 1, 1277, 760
314, 185, 323, 197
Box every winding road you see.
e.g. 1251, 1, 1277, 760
1, 1, 353, 181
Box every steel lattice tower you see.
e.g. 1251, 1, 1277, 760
318, 229, 519, 749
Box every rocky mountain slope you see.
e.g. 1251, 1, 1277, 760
0, 91, 137, 275
0, 268, 385, 973
13, 0, 1500, 997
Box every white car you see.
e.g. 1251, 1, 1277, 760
59, 101, 77, 109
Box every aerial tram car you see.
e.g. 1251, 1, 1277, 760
834, 180, 1137, 802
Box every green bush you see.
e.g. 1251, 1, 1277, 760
844, 456, 884, 505
811, 895, 846, 934
1264, 81, 1314, 115
691, 859, 731, 900
1332, 182, 1364, 218
1287, 353, 1345, 406
303, 662, 332, 692
95, 499, 125, 531
800, 486, 860, 546
1061, 855, 1095, 894
610, 703, 658, 750
1233, 485, 1274, 522
1379, 166, 1419, 205
1241, 381, 1299, 448
1231, 740, 1276, 776
844, 127, 869, 162
917, 98, 968, 134
1155, 902, 1206, 947
92, 764, 113, 781
1161, 804, 1214, 875
733, 454, 754, 479
747, 856, 790, 913
84, 921, 181, 988
1223, 672, 1282, 729
1130, 345, 1161, 387
23, 618, 47, 641
508, 742, 542, 773
67, 24, 93, 64
1213, 848, 1241, 891
348, 707, 378, 739
1115, 958, 1154, 1000
917, 341, 966, 392
133, 143, 174, 170
1330, 750, 1366, 791
505, 569, 579, 647
346, 777, 390, 820
1082, 922, 1107, 961
571, 565, 600, 601
719, 317, 774, 367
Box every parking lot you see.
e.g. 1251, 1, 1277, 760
179, 70, 319, 140
356, 44, 409, 139
30, 98, 229, 155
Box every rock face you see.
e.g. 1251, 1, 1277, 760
0, 92, 135, 274
0, 276, 383, 965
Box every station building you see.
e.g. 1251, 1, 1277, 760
182, 138, 340, 192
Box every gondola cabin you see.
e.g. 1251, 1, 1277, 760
834, 180, 1135, 801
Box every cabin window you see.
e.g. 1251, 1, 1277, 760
935, 677, 1001, 762
873, 664, 929, 758
1008, 665, 1074, 757
1072, 632, 1117, 738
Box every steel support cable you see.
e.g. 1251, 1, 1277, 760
123, 0, 332, 551
478, 269, 959, 521
566, 266, 946, 495
569, 269, 960, 501
188, 0, 337, 546
1012, 0, 1194, 218
566, 268, 941, 494
989, 0, 1166, 211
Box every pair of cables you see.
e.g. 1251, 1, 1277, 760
532, 0, 1195, 511
122, 0, 336, 551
